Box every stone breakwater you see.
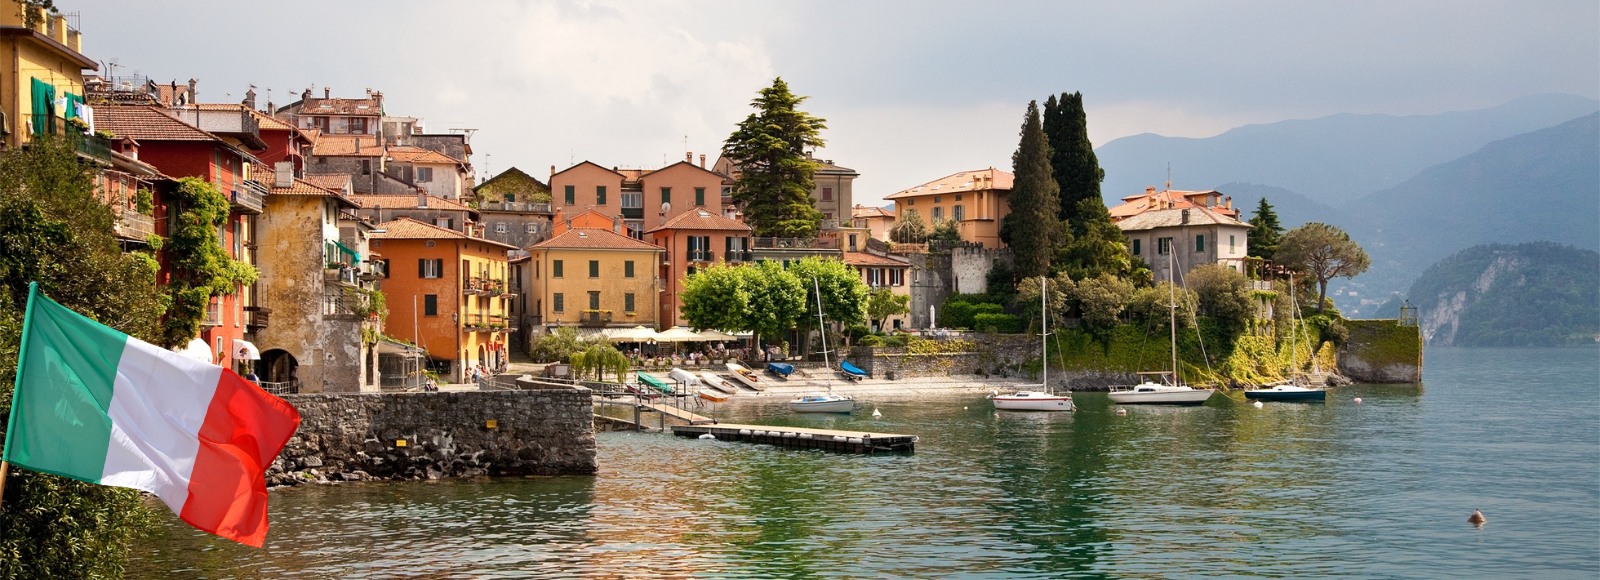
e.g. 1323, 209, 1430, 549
268, 385, 596, 487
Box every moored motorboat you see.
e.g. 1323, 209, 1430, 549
1243, 383, 1326, 402
637, 371, 675, 395
789, 392, 856, 413
725, 362, 764, 390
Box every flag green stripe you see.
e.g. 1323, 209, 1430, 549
6, 289, 129, 482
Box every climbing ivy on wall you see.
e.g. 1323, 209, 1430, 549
158, 177, 258, 348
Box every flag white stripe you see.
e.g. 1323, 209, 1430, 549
100, 337, 221, 515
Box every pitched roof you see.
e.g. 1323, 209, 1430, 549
885, 168, 1013, 200
532, 227, 664, 251
268, 177, 359, 208
1108, 188, 1241, 221
852, 205, 895, 219
551, 160, 624, 179
349, 193, 475, 213
646, 209, 751, 234
475, 167, 549, 192
1115, 207, 1247, 231
387, 145, 462, 166
371, 217, 518, 250
304, 173, 352, 193
843, 251, 910, 267
310, 134, 382, 157
293, 97, 382, 116
95, 105, 220, 142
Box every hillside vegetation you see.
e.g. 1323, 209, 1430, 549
1380, 242, 1600, 346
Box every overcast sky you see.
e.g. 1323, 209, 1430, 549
67, 1, 1598, 207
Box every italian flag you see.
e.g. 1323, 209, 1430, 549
2, 284, 301, 547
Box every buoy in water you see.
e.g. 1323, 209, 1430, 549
1354, 397, 1363, 404
1115, 408, 1128, 416
1253, 400, 1264, 409
1469, 509, 1486, 526
698, 433, 715, 440
872, 408, 882, 418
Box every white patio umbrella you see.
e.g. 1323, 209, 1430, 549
605, 325, 658, 343
173, 338, 214, 364
696, 329, 738, 341
653, 326, 703, 342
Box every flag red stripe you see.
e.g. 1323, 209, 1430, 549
177, 368, 302, 547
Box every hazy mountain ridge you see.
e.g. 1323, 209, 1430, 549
1377, 243, 1599, 346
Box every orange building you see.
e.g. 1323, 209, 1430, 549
550, 158, 729, 239
851, 204, 896, 241
370, 218, 517, 382
883, 168, 1013, 248
647, 209, 753, 329
1108, 185, 1240, 222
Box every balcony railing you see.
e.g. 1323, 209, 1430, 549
245, 305, 271, 329
482, 200, 552, 213
231, 180, 266, 214
820, 219, 841, 230
579, 310, 612, 326
463, 313, 509, 332
725, 249, 753, 262
620, 207, 644, 219
463, 277, 508, 296
753, 237, 839, 249
686, 249, 715, 262
117, 208, 155, 241
24, 115, 113, 162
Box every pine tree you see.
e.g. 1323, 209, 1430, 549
721, 78, 828, 239
1008, 100, 1060, 279
1043, 92, 1104, 232
1247, 197, 1284, 260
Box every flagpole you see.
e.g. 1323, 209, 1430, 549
1, 282, 43, 505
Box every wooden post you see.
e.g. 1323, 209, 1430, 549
0, 461, 10, 505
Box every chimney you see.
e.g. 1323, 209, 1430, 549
699, 154, 706, 168
243, 87, 257, 110
324, 86, 331, 99
685, 151, 693, 164
417, 192, 428, 208
1225, 196, 1232, 210
550, 165, 556, 178
1181, 208, 1190, 224
273, 161, 293, 188
187, 79, 197, 103
302, 88, 312, 100
1146, 186, 1156, 196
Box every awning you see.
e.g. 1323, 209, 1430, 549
232, 338, 261, 360
377, 338, 426, 357
332, 239, 360, 261
173, 338, 213, 364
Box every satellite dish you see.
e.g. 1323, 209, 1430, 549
660, 202, 671, 216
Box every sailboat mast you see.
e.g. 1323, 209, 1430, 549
1041, 276, 1048, 390
1168, 247, 1178, 383
813, 276, 829, 369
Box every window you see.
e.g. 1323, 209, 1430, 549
417, 167, 434, 182
891, 269, 904, 286
1132, 239, 1142, 256
822, 187, 833, 201
360, 159, 371, 175
588, 260, 599, 278
505, 193, 516, 202
494, 223, 507, 234
552, 260, 564, 278
694, 187, 705, 206
423, 294, 438, 316
588, 291, 600, 309
1158, 237, 1172, 255
596, 185, 607, 205
1196, 234, 1205, 252
434, 217, 453, 230
906, 199, 915, 206
660, 187, 671, 204
622, 191, 643, 208
377, 259, 390, 278
526, 223, 537, 233
1230, 235, 1236, 251
625, 260, 635, 278
419, 258, 443, 278
624, 292, 635, 313
349, 117, 368, 134
848, 234, 858, 250
553, 293, 564, 313
931, 206, 944, 221
564, 185, 575, 205
953, 205, 965, 221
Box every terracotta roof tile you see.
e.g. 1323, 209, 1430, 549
843, 251, 910, 267
268, 177, 360, 208
852, 205, 895, 219
885, 168, 1013, 200
532, 227, 664, 251
371, 218, 518, 250
1115, 207, 1247, 231
96, 105, 219, 142
1108, 188, 1240, 221
387, 145, 461, 165
304, 174, 352, 192
310, 134, 382, 157
349, 194, 475, 213
645, 209, 751, 234
296, 97, 382, 116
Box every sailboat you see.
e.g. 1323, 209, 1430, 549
1245, 273, 1327, 402
789, 277, 857, 414
1109, 247, 1215, 406
992, 277, 1073, 411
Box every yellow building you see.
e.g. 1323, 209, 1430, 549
883, 168, 1013, 248
1, 0, 98, 151
529, 227, 664, 334
371, 218, 516, 383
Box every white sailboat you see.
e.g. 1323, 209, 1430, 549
1246, 273, 1327, 402
790, 277, 856, 414
992, 277, 1073, 411
1109, 249, 1215, 406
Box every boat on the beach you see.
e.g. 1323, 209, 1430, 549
697, 389, 730, 403
839, 360, 868, 382
700, 371, 736, 394
788, 392, 856, 413
669, 367, 700, 387
725, 362, 764, 390
992, 277, 1074, 412
637, 371, 675, 395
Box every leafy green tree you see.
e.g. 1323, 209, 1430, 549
865, 288, 910, 331
1072, 273, 1135, 336
1186, 263, 1256, 340
680, 261, 806, 354
1247, 197, 1284, 261
0, 135, 166, 579
721, 77, 827, 238
1276, 222, 1370, 311
1015, 273, 1074, 332
888, 209, 928, 243
569, 343, 630, 382
788, 256, 868, 329
1007, 100, 1061, 279
927, 218, 962, 243
1043, 92, 1105, 229
1055, 198, 1143, 281
530, 326, 607, 362
1129, 282, 1199, 331
161, 177, 257, 348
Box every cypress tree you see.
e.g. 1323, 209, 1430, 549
721, 78, 828, 239
1044, 91, 1104, 233
1248, 197, 1284, 260
1008, 100, 1060, 279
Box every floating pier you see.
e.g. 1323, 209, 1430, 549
670, 423, 916, 454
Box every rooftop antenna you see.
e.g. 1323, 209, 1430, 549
1166, 162, 1172, 190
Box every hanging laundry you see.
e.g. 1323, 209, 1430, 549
77, 103, 94, 134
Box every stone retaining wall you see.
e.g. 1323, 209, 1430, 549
1338, 319, 1423, 383
268, 383, 596, 486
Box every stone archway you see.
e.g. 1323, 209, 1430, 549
260, 348, 299, 386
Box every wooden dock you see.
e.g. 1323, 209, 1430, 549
645, 402, 715, 425
670, 423, 916, 454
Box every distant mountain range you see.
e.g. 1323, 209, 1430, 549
1095, 94, 1600, 316
1375, 242, 1599, 346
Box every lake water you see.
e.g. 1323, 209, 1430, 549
128, 347, 1599, 578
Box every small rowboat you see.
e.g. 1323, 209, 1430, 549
700, 371, 736, 394
697, 390, 730, 403
766, 362, 795, 378
669, 367, 700, 387
725, 362, 764, 391
637, 372, 674, 395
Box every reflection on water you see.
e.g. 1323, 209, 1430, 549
129, 347, 1599, 578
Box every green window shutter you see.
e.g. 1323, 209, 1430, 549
1132, 239, 1141, 256
694, 187, 705, 206
1196, 234, 1205, 252
564, 185, 575, 205
625, 293, 635, 313
553, 260, 563, 278
424, 294, 438, 316
553, 293, 564, 312
597, 185, 607, 205
589, 260, 599, 277
624, 260, 634, 278
661, 187, 671, 204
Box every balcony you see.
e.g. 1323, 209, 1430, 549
116, 208, 155, 241
725, 249, 753, 262
24, 115, 113, 163
230, 180, 266, 214
620, 207, 644, 219
463, 313, 509, 333
686, 249, 715, 262
481, 200, 553, 213
245, 306, 271, 329
820, 219, 841, 230
578, 309, 612, 327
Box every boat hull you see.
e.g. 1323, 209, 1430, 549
789, 398, 856, 413
1244, 388, 1326, 402
1108, 390, 1215, 405
992, 394, 1074, 412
